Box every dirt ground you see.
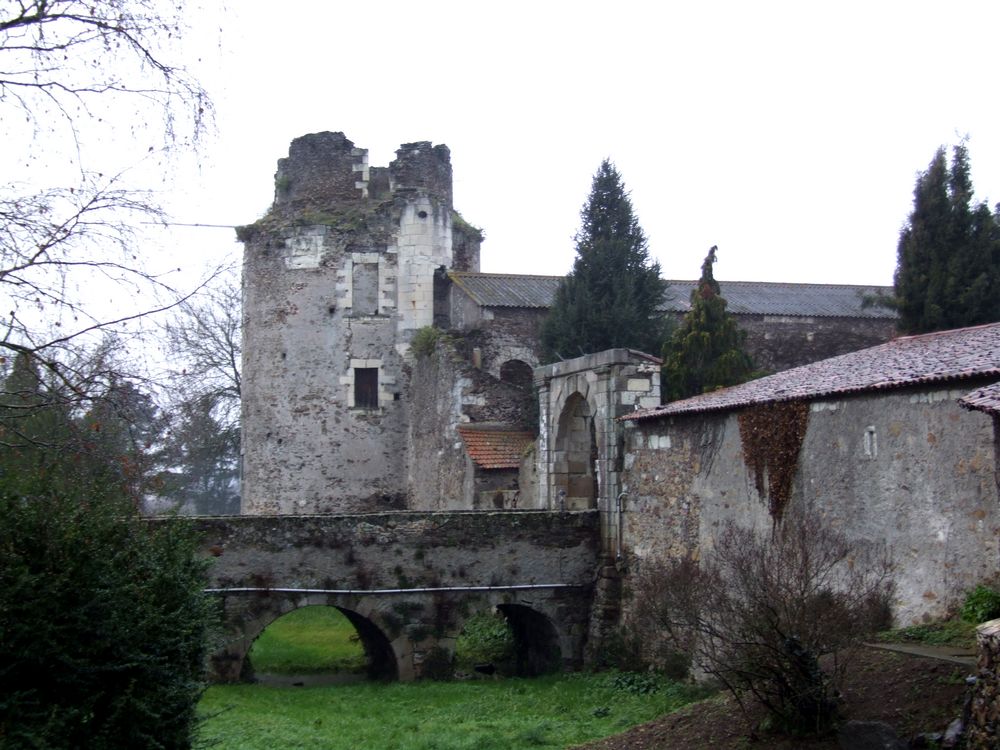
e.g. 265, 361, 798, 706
574, 648, 970, 749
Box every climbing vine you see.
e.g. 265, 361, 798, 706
737, 401, 809, 524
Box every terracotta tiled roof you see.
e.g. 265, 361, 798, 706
625, 322, 1000, 421
960, 382, 1000, 416
447, 272, 895, 319
457, 425, 534, 469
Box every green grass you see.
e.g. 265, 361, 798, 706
197, 672, 712, 749
249, 606, 367, 674
875, 618, 977, 649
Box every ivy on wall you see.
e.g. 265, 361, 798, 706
737, 401, 810, 523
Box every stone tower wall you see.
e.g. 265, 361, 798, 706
239, 133, 455, 514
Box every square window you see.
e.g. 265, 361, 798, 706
354, 368, 379, 409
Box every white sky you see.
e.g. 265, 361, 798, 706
158, 1, 1000, 287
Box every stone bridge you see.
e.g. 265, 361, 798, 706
190, 510, 600, 681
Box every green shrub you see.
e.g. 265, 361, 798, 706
608, 671, 664, 695
410, 326, 441, 358
961, 585, 1000, 624
0, 493, 215, 749
455, 611, 515, 672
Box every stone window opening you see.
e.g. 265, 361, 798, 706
354, 368, 379, 409
864, 425, 877, 459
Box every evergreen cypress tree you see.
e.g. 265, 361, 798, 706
540, 160, 668, 361
661, 246, 756, 401
894, 144, 1000, 334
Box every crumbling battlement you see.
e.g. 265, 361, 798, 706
272, 132, 453, 212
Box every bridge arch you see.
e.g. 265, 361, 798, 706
212, 593, 403, 682
496, 603, 562, 675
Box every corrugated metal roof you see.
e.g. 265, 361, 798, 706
457, 425, 534, 469
625, 321, 1000, 421
960, 382, 1000, 416
663, 280, 895, 318
448, 272, 895, 319
449, 272, 560, 308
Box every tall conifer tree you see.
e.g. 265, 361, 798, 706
661, 247, 755, 401
894, 145, 1000, 334
540, 160, 668, 361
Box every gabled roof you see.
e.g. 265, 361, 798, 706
447, 272, 895, 319
960, 382, 1000, 416
625, 321, 1000, 421
457, 425, 534, 469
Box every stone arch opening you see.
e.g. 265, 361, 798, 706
554, 392, 598, 509
499, 359, 533, 390
497, 604, 562, 676
245, 604, 397, 682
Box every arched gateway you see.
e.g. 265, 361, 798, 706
534, 349, 661, 556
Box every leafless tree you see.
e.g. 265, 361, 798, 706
0, 0, 214, 401
629, 516, 895, 735
162, 267, 241, 428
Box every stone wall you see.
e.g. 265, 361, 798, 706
735, 314, 898, 374
406, 342, 470, 510
969, 618, 1000, 749
620, 383, 1000, 624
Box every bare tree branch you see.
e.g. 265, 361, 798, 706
0, 0, 216, 406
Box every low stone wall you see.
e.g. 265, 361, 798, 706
968, 618, 1000, 749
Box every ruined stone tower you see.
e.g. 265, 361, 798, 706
238, 132, 480, 514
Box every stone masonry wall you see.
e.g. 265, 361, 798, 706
406, 342, 469, 510
620, 383, 1000, 625
735, 314, 898, 374
969, 618, 1000, 749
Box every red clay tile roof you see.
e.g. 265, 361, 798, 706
457, 426, 534, 469
960, 382, 1000, 416
625, 322, 1000, 421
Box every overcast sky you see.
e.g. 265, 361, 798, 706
158, 0, 1000, 287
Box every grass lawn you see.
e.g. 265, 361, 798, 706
197, 672, 710, 750
249, 606, 367, 674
